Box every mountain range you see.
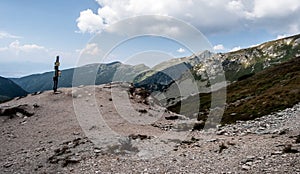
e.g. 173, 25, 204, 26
0, 76, 27, 102
134, 34, 300, 92
4, 34, 300, 112
134, 34, 300, 106
11, 62, 148, 93
168, 56, 300, 125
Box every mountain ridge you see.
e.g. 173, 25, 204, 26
0, 76, 28, 102
133, 33, 300, 106
168, 56, 300, 124
11, 62, 149, 93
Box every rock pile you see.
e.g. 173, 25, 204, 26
217, 103, 300, 136
0, 104, 35, 118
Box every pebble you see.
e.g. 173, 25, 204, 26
272, 151, 283, 155
207, 139, 218, 142
246, 155, 255, 161
241, 165, 250, 170
3, 162, 13, 168
94, 149, 101, 153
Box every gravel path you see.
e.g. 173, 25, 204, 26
0, 83, 299, 173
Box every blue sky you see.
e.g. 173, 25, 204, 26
0, 0, 300, 77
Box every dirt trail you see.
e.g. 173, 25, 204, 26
0, 83, 299, 173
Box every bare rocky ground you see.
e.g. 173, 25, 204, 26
0, 82, 299, 174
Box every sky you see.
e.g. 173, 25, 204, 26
0, 0, 300, 77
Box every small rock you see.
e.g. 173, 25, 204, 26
192, 121, 205, 131
16, 112, 23, 117
272, 151, 283, 155
278, 128, 288, 135
246, 162, 253, 166
241, 165, 250, 170
227, 141, 236, 146
3, 162, 13, 168
137, 109, 147, 114
207, 138, 218, 142
73, 132, 80, 135
295, 134, 300, 143
219, 142, 228, 153
257, 156, 264, 160
246, 155, 255, 162
33, 103, 40, 108
129, 134, 151, 140
216, 130, 226, 135
283, 144, 299, 153
62, 156, 81, 167
94, 149, 101, 153
165, 115, 180, 120
67, 156, 81, 162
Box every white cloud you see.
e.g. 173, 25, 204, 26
247, 0, 300, 19
177, 47, 185, 53
230, 46, 241, 52
0, 40, 79, 76
0, 31, 22, 39
77, 0, 243, 34
213, 44, 225, 51
244, 0, 300, 36
276, 34, 288, 40
77, 0, 300, 37
76, 9, 106, 33
0, 40, 49, 62
8, 40, 46, 53
79, 43, 102, 56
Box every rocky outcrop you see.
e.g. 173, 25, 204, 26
0, 104, 34, 118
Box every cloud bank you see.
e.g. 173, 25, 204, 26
77, 0, 300, 36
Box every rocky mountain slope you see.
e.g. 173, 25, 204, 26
203, 33, 300, 82
168, 56, 300, 125
0, 83, 299, 173
11, 62, 148, 93
133, 50, 214, 91
132, 34, 300, 108
0, 76, 28, 102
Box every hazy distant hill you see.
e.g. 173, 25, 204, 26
0, 76, 28, 102
11, 62, 149, 93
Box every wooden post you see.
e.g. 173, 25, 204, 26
53, 56, 60, 92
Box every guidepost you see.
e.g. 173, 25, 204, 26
53, 56, 60, 93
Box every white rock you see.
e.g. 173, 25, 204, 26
242, 165, 250, 170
